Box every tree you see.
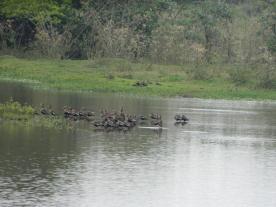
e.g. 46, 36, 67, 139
196, 0, 232, 63
0, 0, 71, 50
262, 2, 276, 55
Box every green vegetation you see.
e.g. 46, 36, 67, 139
1, 56, 276, 100
0, 99, 70, 129
0, 99, 35, 120
0, 0, 275, 63
0, 1, 275, 100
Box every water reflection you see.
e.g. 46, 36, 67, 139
0, 80, 276, 207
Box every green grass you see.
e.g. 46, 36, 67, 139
0, 99, 35, 120
0, 56, 276, 100
0, 99, 70, 129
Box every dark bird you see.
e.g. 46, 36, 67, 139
48, 105, 56, 116
87, 111, 95, 116
94, 121, 104, 127
139, 115, 147, 120
150, 113, 161, 120
151, 119, 163, 127
40, 104, 49, 115
63, 106, 71, 118
174, 114, 189, 122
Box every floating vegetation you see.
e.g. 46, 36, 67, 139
0, 99, 35, 121
0, 100, 70, 130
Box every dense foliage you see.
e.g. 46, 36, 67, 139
0, 1, 275, 68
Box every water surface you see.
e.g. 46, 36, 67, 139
0, 81, 276, 207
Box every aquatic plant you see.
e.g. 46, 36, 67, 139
0, 100, 70, 129
0, 99, 35, 120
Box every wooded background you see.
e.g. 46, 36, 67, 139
0, 0, 275, 65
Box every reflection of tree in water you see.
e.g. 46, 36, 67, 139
0, 80, 166, 116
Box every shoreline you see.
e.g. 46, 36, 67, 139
1, 56, 276, 101
1, 78, 276, 104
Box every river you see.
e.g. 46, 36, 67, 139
0, 80, 276, 207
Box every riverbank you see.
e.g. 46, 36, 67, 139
0, 56, 275, 100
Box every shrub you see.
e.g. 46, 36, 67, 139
105, 73, 115, 80
228, 68, 250, 86
187, 65, 212, 80
257, 68, 276, 89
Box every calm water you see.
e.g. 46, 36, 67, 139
0, 81, 276, 207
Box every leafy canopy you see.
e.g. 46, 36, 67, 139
0, 0, 72, 24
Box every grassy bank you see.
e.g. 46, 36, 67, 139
0, 56, 276, 100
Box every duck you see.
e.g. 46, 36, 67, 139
151, 119, 163, 127
40, 104, 49, 115
150, 113, 161, 120
63, 106, 71, 117
80, 107, 95, 117
48, 105, 56, 116
174, 114, 189, 122
139, 115, 147, 120
40, 108, 49, 115
105, 118, 118, 128
87, 111, 95, 117
94, 121, 104, 127
127, 115, 137, 126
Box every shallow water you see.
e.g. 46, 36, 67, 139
0, 81, 276, 207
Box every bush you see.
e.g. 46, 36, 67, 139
257, 68, 276, 89
105, 73, 115, 80
228, 68, 250, 86
187, 65, 212, 80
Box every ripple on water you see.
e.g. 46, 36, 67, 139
1, 81, 276, 207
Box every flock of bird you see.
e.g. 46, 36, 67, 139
39, 104, 189, 131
